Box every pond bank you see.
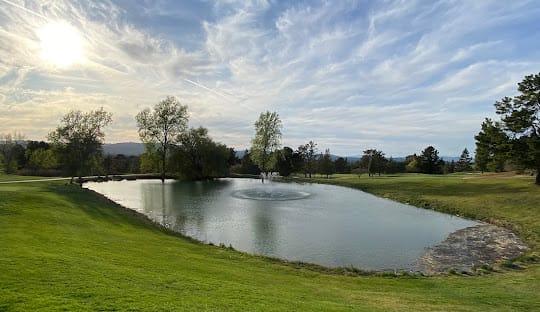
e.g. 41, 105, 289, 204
416, 224, 529, 274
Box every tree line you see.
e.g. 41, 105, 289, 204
231, 141, 474, 178
1, 72, 538, 184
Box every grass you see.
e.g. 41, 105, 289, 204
0, 175, 64, 182
1, 174, 539, 311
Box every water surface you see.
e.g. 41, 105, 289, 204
85, 178, 477, 270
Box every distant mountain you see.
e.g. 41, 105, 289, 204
104, 142, 145, 156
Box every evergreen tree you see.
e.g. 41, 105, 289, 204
474, 118, 509, 173
419, 146, 444, 174
334, 157, 350, 173
494, 73, 540, 184
455, 148, 473, 172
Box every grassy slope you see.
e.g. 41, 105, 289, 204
1, 175, 539, 311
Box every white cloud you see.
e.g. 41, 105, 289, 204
0, 0, 539, 155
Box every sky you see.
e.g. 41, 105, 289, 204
0, 0, 539, 156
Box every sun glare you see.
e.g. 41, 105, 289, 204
37, 21, 85, 68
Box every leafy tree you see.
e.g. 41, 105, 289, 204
494, 73, 540, 184
236, 150, 261, 175
405, 154, 420, 173
173, 127, 229, 180
250, 111, 282, 180
227, 148, 239, 167
27, 148, 57, 173
139, 148, 161, 174
360, 149, 387, 176
103, 154, 140, 174
334, 157, 350, 174
48, 108, 112, 182
418, 146, 444, 174
0, 133, 25, 174
291, 150, 304, 174
276, 147, 294, 177
136, 96, 188, 182
298, 141, 318, 178
475, 118, 509, 173
319, 149, 335, 178
455, 148, 473, 172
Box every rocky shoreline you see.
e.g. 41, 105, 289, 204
416, 224, 529, 275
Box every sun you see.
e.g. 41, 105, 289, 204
37, 21, 85, 68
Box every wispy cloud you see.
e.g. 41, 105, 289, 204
0, 0, 539, 155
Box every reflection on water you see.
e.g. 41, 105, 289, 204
85, 178, 477, 270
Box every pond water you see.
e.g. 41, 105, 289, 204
85, 178, 477, 270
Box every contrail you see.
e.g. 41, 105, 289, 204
183, 78, 236, 101
0, 0, 48, 20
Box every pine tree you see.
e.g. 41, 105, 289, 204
455, 148, 473, 172
474, 118, 509, 173
419, 146, 444, 174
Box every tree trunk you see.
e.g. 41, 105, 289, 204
161, 147, 166, 183
536, 169, 540, 185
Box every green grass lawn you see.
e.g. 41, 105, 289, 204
0, 175, 64, 182
1, 174, 539, 311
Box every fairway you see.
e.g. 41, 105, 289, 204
1, 174, 539, 311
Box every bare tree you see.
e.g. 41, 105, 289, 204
136, 96, 188, 182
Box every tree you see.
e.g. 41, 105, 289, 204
455, 148, 473, 172
297, 141, 318, 178
385, 157, 406, 174
173, 127, 229, 180
227, 148, 239, 167
250, 111, 282, 180
444, 160, 456, 174
136, 96, 188, 182
276, 147, 294, 177
236, 150, 261, 175
475, 118, 509, 173
319, 149, 335, 178
405, 154, 420, 173
27, 148, 57, 173
360, 149, 387, 176
418, 146, 444, 174
48, 108, 112, 182
139, 148, 161, 174
0, 133, 25, 174
494, 73, 540, 184
334, 157, 350, 174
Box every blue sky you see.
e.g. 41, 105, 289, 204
0, 0, 539, 156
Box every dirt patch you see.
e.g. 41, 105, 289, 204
416, 224, 528, 274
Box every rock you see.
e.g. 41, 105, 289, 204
416, 224, 528, 275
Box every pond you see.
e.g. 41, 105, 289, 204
85, 178, 477, 270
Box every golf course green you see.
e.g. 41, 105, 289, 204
1, 173, 539, 311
